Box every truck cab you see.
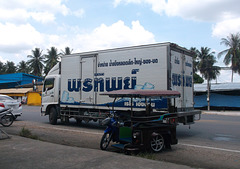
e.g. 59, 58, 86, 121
41, 63, 60, 119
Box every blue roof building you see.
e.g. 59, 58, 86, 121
0, 73, 43, 89
194, 83, 240, 110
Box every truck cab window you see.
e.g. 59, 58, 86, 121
43, 78, 55, 92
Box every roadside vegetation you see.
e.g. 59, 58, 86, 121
0, 47, 73, 77
19, 127, 39, 140
135, 152, 156, 160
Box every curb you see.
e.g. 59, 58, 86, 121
202, 111, 240, 116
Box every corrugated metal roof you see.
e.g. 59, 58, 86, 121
194, 83, 240, 92
0, 88, 32, 94
0, 80, 20, 84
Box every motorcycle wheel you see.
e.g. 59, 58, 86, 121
1, 113, 14, 127
100, 132, 112, 150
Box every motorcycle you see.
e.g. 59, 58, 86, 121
0, 108, 14, 127
100, 111, 123, 150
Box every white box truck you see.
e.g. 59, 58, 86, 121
41, 42, 201, 125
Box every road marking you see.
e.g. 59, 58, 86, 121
179, 143, 240, 153
38, 125, 102, 135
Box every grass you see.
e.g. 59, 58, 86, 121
19, 127, 39, 140
135, 152, 156, 160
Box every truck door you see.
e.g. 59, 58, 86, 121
81, 56, 96, 104
42, 77, 55, 104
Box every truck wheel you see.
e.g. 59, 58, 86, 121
76, 118, 82, 125
100, 132, 112, 150
150, 134, 164, 152
49, 107, 57, 125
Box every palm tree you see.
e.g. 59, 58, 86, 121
190, 47, 199, 73
5, 61, 16, 74
198, 47, 221, 110
44, 47, 60, 75
61, 47, 73, 55
0, 61, 5, 74
190, 47, 204, 83
218, 33, 240, 82
17, 60, 30, 74
27, 48, 44, 77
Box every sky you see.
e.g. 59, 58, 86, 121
0, 0, 240, 83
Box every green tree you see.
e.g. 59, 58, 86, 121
5, 61, 16, 74
17, 60, 30, 74
61, 47, 73, 55
44, 47, 60, 75
0, 61, 6, 74
198, 47, 221, 110
190, 47, 204, 83
27, 48, 44, 77
218, 33, 240, 82
193, 73, 204, 84
190, 47, 199, 73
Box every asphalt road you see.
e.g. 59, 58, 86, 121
19, 105, 240, 149
13, 105, 240, 168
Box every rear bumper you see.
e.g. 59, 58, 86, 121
177, 110, 201, 117
12, 108, 22, 117
177, 110, 201, 125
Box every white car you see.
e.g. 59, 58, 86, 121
0, 94, 22, 119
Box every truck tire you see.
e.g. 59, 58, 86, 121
76, 118, 82, 125
49, 107, 57, 125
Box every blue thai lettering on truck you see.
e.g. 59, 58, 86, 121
68, 79, 81, 92
172, 73, 192, 87
83, 78, 93, 92
106, 77, 122, 91
68, 76, 137, 93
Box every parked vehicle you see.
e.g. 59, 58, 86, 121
100, 111, 122, 150
0, 108, 14, 127
41, 42, 201, 125
100, 90, 179, 153
0, 94, 22, 119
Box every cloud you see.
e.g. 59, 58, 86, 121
0, 56, 7, 63
30, 12, 56, 24
72, 9, 85, 18
216, 69, 240, 83
0, 20, 155, 64
0, 23, 44, 53
212, 18, 240, 38
73, 20, 155, 52
0, 0, 69, 24
114, 0, 240, 37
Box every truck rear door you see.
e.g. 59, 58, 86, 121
170, 50, 193, 109
81, 56, 97, 104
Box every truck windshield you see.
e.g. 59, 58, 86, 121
43, 78, 55, 92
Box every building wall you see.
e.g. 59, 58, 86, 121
27, 92, 41, 106
194, 93, 240, 109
